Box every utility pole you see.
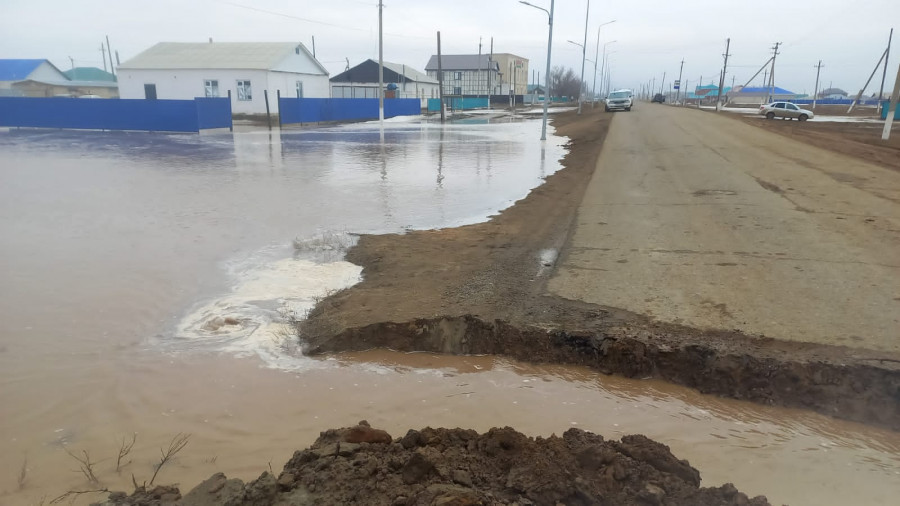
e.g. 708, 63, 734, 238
675, 58, 684, 104
766, 42, 780, 103
716, 38, 730, 111
659, 72, 666, 95
478, 37, 482, 101
488, 37, 493, 110
849, 46, 889, 113
813, 60, 823, 109
577, 0, 589, 114
378, 0, 385, 141
437, 31, 445, 123
311, 36, 316, 58
68, 56, 74, 70
105, 36, 115, 76
882, 61, 900, 140
878, 28, 893, 113
100, 43, 107, 72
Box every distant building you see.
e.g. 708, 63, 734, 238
424, 54, 500, 96
490, 53, 529, 95
64, 67, 117, 82
0, 59, 67, 95
330, 59, 439, 104
817, 87, 848, 99
0, 59, 118, 97
117, 42, 329, 114
732, 86, 797, 104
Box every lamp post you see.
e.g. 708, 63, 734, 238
600, 40, 617, 98
591, 20, 616, 108
567, 39, 585, 110
520, 0, 554, 140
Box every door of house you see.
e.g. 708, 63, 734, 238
144, 84, 157, 100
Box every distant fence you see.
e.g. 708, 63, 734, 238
278, 97, 420, 124
0, 97, 232, 132
427, 98, 489, 112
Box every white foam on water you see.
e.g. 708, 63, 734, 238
175, 234, 363, 370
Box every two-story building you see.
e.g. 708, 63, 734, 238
424, 55, 499, 97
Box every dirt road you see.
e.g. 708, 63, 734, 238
304, 108, 900, 429
549, 105, 900, 353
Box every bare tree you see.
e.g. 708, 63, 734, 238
549, 66, 581, 99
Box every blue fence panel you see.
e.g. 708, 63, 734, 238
279, 98, 420, 124
0, 97, 233, 132
195, 97, 232, 129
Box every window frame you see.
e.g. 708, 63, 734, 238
236, 80, 253, 101
203, 79, 219, 98
295, 80, 304, 98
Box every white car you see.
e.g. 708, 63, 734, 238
759, 102, 814, 121
605, 90, 634, 112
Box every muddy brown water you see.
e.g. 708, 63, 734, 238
1, 122, 899, 505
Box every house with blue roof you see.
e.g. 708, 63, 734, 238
731, 85, 797, 104
0, 59, 119, 97
0, 59, 68, 95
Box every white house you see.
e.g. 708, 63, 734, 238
117, 42, 329, 114
330, 59, 439, 106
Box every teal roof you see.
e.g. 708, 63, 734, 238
64, 67, 116, 82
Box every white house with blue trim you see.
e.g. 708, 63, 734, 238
117, 42, 330, 114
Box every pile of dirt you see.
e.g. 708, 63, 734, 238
98, 422, 769, 506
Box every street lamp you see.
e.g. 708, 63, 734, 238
600, 40, 617, 98
519, 0, 554, 140
568, 38, 586, 112
604, 51, 617, 97
591, 20, 616, 108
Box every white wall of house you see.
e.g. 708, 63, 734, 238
117, 68, 329, 114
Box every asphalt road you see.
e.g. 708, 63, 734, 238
548, 104, 900, 353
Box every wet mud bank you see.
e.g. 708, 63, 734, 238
103, 422, 769, 505
297, 108, 900, 431
306, 315, 900, 431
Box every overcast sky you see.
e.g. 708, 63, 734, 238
2, 0, 897, 96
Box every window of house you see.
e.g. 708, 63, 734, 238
236, 80, 252, 101
454, 86, 462, 95
204, 80, 219, 98
296, 81, 304, 98
454, 72, 462, 80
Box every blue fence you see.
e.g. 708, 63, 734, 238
0, 97, 231, 132
279, 98, 420, 124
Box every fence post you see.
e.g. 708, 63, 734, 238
264, 90, 272, 130
227, 90, 233, 132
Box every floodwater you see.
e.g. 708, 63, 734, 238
1, 118, 898, 505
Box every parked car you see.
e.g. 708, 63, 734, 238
651, 94, 665, 103
759, 102, 814, 121
605, 89, 634, 112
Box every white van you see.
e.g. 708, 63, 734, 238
605, 89, 634, 112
